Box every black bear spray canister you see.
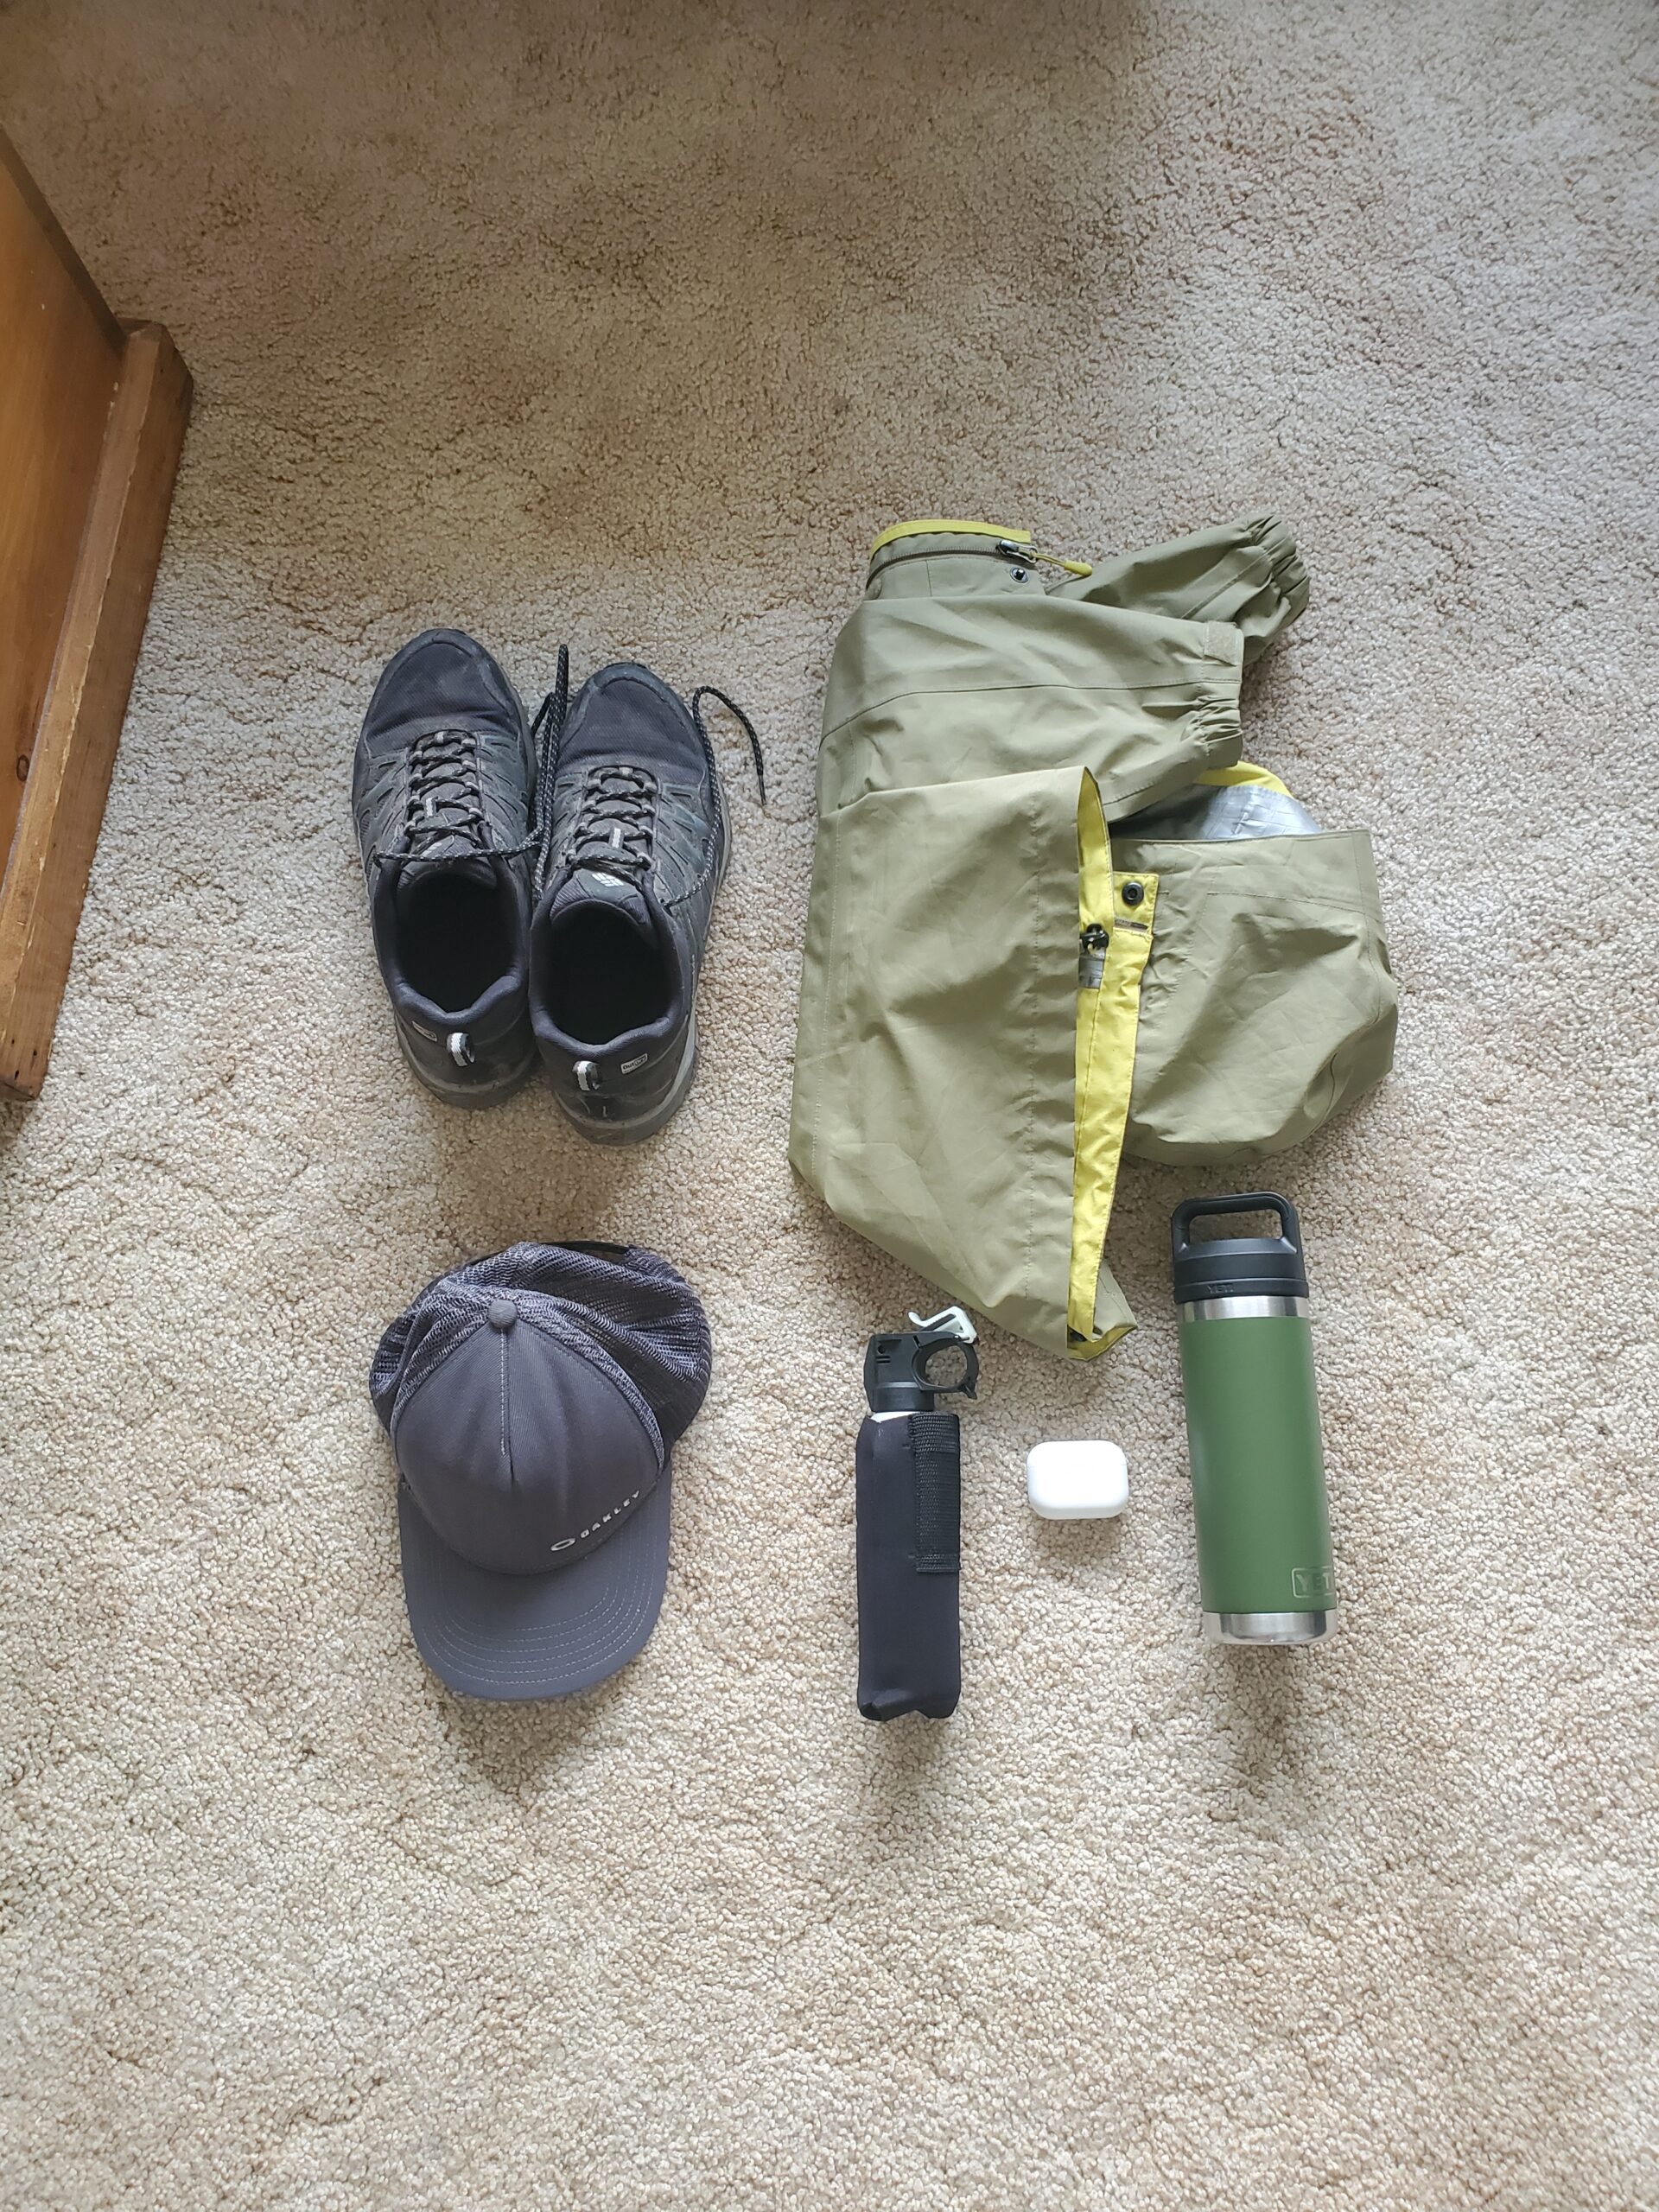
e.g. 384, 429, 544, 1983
855, 1306, 979, 1719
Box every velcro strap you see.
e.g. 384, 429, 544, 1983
909, 1413, 961, 1573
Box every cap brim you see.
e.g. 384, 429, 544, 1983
397, 1468, 671, 1700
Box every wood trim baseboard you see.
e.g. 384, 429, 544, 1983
0, 320, 192, 1100
0, 126, 124, 353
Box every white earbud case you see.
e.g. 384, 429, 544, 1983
1026, 1440, 1129, 1520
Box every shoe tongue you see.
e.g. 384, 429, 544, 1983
550, 866, 652, 930
397, 849, 496, 911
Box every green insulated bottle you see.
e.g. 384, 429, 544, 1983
1170, 1194, 1336, 1646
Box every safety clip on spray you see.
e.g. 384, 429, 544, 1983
855, 1306, 980, 1720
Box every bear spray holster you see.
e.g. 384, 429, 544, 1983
856, 1307, 980, 1721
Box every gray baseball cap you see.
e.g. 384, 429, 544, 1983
369, 1243, 711, 1699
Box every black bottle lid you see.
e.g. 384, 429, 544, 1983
1170, 1192, 1309, 1305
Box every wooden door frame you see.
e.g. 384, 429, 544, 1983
0, 125, 191, 1100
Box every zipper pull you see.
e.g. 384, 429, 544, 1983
995, 537, 1095, 580
1079, 923, 1109, 990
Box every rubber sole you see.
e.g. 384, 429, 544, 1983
396, 1025, 537, 1109
548, 1012, 699, 1145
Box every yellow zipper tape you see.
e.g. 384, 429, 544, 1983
868, 519, 1030, 555
1069, 782, 1155, 1350
868, 519, 1094, 577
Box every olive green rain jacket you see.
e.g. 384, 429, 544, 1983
789, 514, 1397, 1359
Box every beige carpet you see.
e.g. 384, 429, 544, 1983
3, 3, 1656, 2205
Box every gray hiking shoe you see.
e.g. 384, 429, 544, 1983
352, 628, 538, 1105
528, 658, 763, 1141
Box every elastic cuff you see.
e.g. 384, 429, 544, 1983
1246, 510, 1310, 628
1194, 618, 1246, 766
1191, 695, 1244, 776
1099, 626, 1243, 820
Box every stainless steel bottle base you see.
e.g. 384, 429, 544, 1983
1205, 1610, 1334, 1646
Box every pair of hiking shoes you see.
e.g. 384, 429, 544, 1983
352, 629, 762, 1140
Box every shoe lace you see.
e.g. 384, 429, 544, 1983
526, 654, 768, 893
568, 761, 661, 874
403, 727, 487, 850
690, 685, 766, 808
531, 645, 571, 892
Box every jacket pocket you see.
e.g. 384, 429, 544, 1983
1115, 830, 1397, 1165
790, 766, 1095, 1356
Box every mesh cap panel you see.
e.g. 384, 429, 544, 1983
371, 1242, 711, 1446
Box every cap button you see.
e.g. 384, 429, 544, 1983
487, 1297, 518, 1332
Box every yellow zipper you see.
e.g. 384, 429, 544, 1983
868, 518, 1093, 576
869, 518, 1026, 555
997, 538, 1095, 579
